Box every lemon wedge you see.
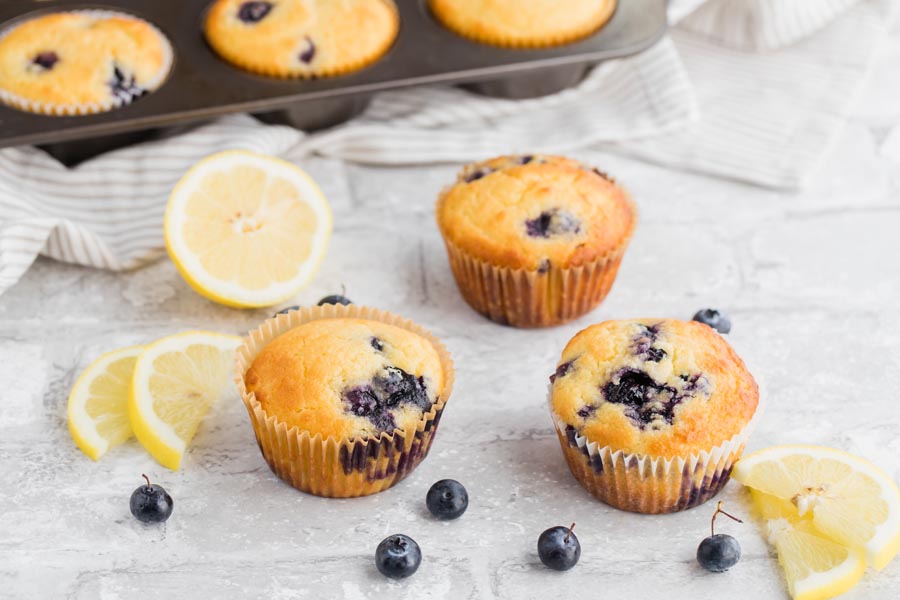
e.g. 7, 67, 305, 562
67, 345, 144, 460
164, 150, 332, 308
129, 331, 241, 470
733, 445, 900, 571
751, 489, 866, 600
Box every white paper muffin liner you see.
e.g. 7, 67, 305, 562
234, 304, 455, 498
0, 9, 173, 116
548, 386, 764, 514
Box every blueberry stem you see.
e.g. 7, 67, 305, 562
565, 522, 576, 543
711, 501, 742, 537
142, 474, 152, 489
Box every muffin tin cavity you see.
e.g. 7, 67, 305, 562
0, 9, 173, 117
0, 0, 666, 165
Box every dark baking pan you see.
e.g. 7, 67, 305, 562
0, 0, 667, 165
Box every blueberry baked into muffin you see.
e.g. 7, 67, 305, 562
236, 304, 454, 497
550, 318, 759, 514
436, 155, 636, 328
0, 12, 172, 115
429, 0, 617, 48
204, 0, 399, 78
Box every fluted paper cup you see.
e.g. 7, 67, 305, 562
438, 198, 636, 328
235, 304, 454, 498
549, 397, 762, 514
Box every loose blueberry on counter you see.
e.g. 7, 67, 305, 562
32, 51, 59, 70
274, 305, 299, 317
238, 1, 273, 23
129, 474, 173, 523
697, 501, 742, 573
426, 479, 468, 520
692, 308, 731, 334
317, 294, 352, 306
375, 534, 422, 579
538, 523, 580, 571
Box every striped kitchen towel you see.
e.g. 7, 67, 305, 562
0, 0, 895, 295
0, 118, 301, 292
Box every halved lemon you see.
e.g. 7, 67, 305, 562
164, 150, 332, 308
752, 489, 866, 600
68, 345, 144, 460
129, 331, 241, 470
734, 445, 900, 571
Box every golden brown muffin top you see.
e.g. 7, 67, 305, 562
429, 0, 617, 48
204, 0, 399, 78
436, 155, 635, 271
245, 318, 445, 440
550, 319, 758, 458
0, 12, 171, 112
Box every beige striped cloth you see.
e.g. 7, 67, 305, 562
0, 0, 895, 295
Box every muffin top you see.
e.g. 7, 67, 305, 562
429, 0, 617, 48
204, 0, 399, 78
0, 12, 171, 113
550, 319, 758, 458
245, 318, 446, 440
436, 155, 635, 271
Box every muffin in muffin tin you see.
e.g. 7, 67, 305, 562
0, 11, 172, 115
549, 318, 760, 513
436, 155, 636, 328
429, 0, 618, 48
204, 0, 399, 78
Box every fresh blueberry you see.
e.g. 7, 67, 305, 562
32, 51, 59, 70
697, 501, 743, 573
129, 475, 173, 523
692, 308, 731, 334
697, 535, 741, 572
370, 337, 384, 352
299, 36, 316, 64
426, 479, 468, 520
238, 1, 273, 23
375, 534, 422, 579
275, 305, 299, 317
317, 294, 352, 306
538, 524, 580, 571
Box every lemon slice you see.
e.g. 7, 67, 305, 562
734, 445, 900, 570
752, 489, 866, 600
164, 150, 332, 308
68, 345, 144, 460
129, 331, 241, 470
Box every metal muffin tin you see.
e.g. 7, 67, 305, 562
0, 0, 667, 165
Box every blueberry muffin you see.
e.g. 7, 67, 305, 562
429, 0, 617, 48
204, 0, 399, 78
0, 12, 172, 115
236, 304, 454, 497
550, 319, 759, 513
436, 155, 636, 328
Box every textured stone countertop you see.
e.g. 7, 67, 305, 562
2, 40, 900, 600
